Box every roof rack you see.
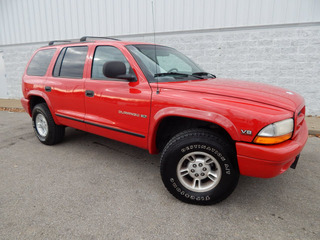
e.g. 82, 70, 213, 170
48, 40, 72, 46
80, 36, 121, 42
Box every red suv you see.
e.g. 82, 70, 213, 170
21, 36, 308, 205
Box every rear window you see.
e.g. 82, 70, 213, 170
53, 46, 88, 78
27, 49, 56, 76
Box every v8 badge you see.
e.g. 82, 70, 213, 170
241, 129, 252, 135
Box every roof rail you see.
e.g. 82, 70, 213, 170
48, 40, 72, 46
80, 36, 121, 42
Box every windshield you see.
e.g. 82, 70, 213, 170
126, 44, 214, 82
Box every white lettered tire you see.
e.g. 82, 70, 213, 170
160, 129, 239, 205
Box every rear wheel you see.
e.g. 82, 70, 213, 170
32, 103, 65, 145
160, 129, 239, 205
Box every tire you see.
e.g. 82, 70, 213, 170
32, 103, 65, 145
160, 129, 239, 205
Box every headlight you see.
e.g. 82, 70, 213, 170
253, 119, 294, 144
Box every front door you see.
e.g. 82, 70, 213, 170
84, 45, 151, 149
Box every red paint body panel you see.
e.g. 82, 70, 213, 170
157, 79, 303, 112
237, 120, 308, 178
21, 40, 308, 179
148, 83, 294, 147
21, 97, 31, 116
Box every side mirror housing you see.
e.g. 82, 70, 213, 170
102, 61, 136, 81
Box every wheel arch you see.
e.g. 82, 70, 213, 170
148, 107, 240, 154
27, 91, 59, 123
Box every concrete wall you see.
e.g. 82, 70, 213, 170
1, 43, 43, 99
1, 23, 319, 115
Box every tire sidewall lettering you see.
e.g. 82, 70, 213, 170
169, 177, 211, 201
180, 144, 231, 175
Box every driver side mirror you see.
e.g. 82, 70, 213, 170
102, 61, 136, 81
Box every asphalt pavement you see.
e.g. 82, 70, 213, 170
0, 111, 319, 240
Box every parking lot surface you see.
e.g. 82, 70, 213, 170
0, 111, 319, 240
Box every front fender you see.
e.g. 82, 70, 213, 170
148, 107, 239, 154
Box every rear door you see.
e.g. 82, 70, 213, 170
84, 45, 152, 149
46, 45, 88, 130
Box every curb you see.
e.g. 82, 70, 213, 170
0, 107, 25, 112
308, 130, 320, 136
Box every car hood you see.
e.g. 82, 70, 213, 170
156, 78, 304, 112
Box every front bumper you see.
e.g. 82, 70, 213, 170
236, 120, 308, 178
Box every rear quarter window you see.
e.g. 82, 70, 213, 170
27, 48, 56, 76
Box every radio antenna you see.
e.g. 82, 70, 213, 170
151, 1, 160, 94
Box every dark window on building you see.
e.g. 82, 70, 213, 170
91, 46, 133, 80
53, 46, 88, 78
27, 48, 56, 76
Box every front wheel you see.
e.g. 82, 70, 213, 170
160, 129, 239, 205
32, 103, 65, 145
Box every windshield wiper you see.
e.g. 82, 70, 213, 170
192, 72, 216, 78
154, 72, 205, 79
154, 72, 189, 77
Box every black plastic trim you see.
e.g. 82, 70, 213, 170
290, 154, 300, 169
49, 40, 71, 46
55, 113, 145, 138
45, 86, 51, 92
56, 114, 84, 123
80, 36, 121, 42
85, 90, 94, 97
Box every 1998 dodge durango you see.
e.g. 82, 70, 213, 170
21, 36, 308, 204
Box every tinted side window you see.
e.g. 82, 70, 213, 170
52, 48, 66, 77
27, 49, 56, 76
92, 46, 133, 80
53, 46, 88, 78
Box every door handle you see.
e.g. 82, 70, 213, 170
85, 90, 94, 97
45, 86, 51, 92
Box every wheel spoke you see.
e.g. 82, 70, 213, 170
179, 168, 189, 177
192, 179, 201, 189
208, 171, 218, 182
187, 155, 196, 162
204, 156, 214, 165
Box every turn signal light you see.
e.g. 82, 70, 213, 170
253, 132, 292, 145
